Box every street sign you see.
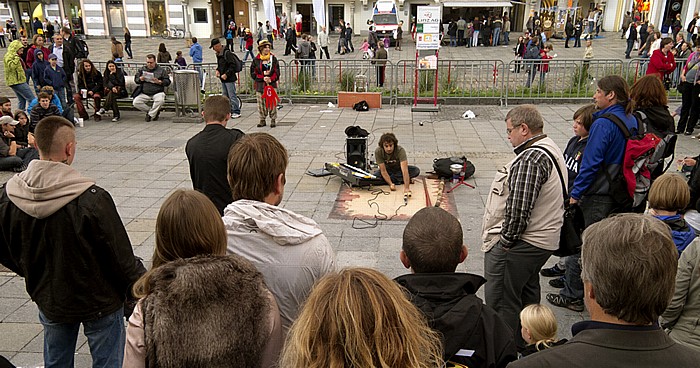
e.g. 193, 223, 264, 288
416, 6, 441, 51
416, 6, 441, 24
416, 33, 440, 50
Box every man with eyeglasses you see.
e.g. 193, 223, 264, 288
481, 104, 567, 350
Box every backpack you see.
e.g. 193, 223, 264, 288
73, 37, 89, 59
601, 113, 674, 208
524, 44, 541, 59
353, 100, 369, 111
224, 49, 243, 73
432, 156, 475, 179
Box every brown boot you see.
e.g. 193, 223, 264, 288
257, 120, 266, 127
93, 114, 101, 122
270, 120, 276, 128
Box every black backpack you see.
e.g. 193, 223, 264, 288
433, 156, 475, 179
73, 37, 89, 59
225, 49, 244, 73
353, 100, 369, 111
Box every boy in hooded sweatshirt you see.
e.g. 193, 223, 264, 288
30, 49, 49, 94
648, 173, 696, 256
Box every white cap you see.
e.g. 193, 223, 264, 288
0, 116, 18, 125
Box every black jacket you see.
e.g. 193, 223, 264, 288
103, 69, 127, 97
78, 70, 103, 95
395, 273, 518, 368
63, 36, 77, 75
0, 177, 145, 323
185, 124, 245, 214
636, 106, 674, 137
216, 49, 238, 82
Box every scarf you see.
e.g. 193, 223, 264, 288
259, 53, 271, 61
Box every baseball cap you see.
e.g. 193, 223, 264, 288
0, 116, 19, 126
48, 53, 57, 60
209, 38, 221, 48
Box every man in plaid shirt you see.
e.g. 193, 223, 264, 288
481, 104, 567, 350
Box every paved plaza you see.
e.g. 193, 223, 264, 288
0, 33, 696, 366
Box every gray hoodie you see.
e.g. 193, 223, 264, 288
223, 199, 335, 330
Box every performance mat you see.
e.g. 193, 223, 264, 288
329, 176, 459, 221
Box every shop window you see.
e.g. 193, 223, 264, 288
194, 8, 207, 23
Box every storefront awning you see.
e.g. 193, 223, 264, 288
443, 1, 513, 7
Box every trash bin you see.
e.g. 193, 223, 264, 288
173, 69, 201, 118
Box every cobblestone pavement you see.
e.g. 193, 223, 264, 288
0, 32, 693, 366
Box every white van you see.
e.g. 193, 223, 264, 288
372, 0, 400, 44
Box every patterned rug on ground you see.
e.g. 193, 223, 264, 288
329, 176, 459, 221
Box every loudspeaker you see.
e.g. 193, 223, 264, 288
346, 137, 368, 171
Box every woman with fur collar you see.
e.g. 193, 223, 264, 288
123, 190, 284, 367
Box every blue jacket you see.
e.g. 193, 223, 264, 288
43, 65, 66, 89
27, 95, 63, 116
656, 214, 696, 255
571, 104, 637, 200
189, 42, 203, 63
31, 59, 49, 87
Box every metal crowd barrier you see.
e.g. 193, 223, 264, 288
394, 59, 505, 102
503, 58, 624, 105
90, 57, 685, 106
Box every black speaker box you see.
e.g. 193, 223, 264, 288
346, 137, 368, 171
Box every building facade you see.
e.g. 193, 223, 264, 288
0, 0, 695, 39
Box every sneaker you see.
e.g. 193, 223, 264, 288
549, 276, 566, 289
540, 264, 566, 277
153, 110, 161, 121
546, 293, 584, 312
257, 121, 266, 127
230, 113, 241, 119
96, 108, 106, 115
145, 113, 152, 122
93, 114, 101, 122
112, 116, 120, 122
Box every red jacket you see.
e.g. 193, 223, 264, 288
646, 49, 676, 78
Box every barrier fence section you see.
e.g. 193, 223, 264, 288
503, 59, 624, 105
93, 58, 684, 104
277, 59, 395, 98
393, 59, 505, 102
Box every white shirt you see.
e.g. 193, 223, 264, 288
294, 13, 302, 23
52, 45, 64, 67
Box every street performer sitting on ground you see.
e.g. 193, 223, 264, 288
374, 132, 420, 195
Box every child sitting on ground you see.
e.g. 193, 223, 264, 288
649, 173, 696, 256
519, 304, 567, 358
29, 92, 61, 132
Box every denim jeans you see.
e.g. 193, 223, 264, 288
492, 28, 501, 46
39, 307, 125, 368
10, 82, 35, 110
503, 31, 510, 44
55, 87, 67, 110
0, 155, 22, 171
221, 82, 240, 115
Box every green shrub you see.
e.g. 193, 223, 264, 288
419, 70, 436, 93
339, 71, 356, 92
295, 69, 313, 92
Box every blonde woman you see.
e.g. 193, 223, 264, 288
519, 304, 567, 357
280, 267, 444, 368
123, 190, 283, 367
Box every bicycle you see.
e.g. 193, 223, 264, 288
161, 26, 185, 39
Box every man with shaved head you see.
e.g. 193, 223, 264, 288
0, 116, 145, 367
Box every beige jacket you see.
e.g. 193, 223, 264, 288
482, 136, 567, 252
661, 239, 700, 351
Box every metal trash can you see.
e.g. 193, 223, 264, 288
173, 69, 201, 118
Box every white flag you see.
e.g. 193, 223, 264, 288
313, 0, 326, 32
262, 0, 277, 30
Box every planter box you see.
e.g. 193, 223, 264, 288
337, 92, 382, 109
